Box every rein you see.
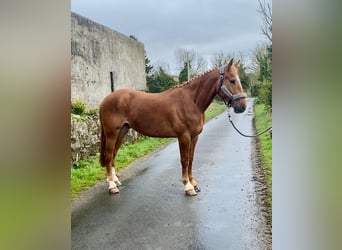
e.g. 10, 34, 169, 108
227, 107, 272, 138
217, 66, 272, 138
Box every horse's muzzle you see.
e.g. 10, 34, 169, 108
233, 101, 246, 113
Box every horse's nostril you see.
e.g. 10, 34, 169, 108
234, 103, 246, 113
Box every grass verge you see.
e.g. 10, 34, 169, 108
71, 101, 226, 199
254, 103, 272, 212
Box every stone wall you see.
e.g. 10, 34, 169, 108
71, 12, 146, 110
71, 114, 99, 163
71, 114, 139, 165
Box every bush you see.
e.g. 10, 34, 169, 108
259, 82, 272, 111
253, 83, 272, 111
86, 108, 99, 116
71, 100, 87, 115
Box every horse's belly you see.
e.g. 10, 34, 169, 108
128, 114, 177, 138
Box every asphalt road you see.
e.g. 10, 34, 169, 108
71, 99, 268, 250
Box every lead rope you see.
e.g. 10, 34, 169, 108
227, 107, 272, 138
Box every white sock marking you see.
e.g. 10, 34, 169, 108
112, 167, 121, 185
184, 182, 194, 191
108, 180, 117, 190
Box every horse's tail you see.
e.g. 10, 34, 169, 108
99, 113, 107, 167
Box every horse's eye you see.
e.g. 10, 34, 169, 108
230, 80, 235, 85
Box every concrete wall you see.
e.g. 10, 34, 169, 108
71, 12, 146, 110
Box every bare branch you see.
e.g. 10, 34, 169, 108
257, 0, 272, 43
194, 54, 207, 73
175, 48, 208, 76
210, 51, 231, 68
175, 48, 195, 70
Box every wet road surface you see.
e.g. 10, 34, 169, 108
72, 99, 267, 249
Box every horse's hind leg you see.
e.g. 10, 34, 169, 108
103, 132, 120, 194
111, 124, 130, 187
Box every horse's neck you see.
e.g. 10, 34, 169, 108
191, 69, 219, 112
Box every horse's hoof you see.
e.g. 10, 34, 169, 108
185, 189, 197, 196
194, 186, 201, 192
115, 181, 122, 187
109, 187, 120, 194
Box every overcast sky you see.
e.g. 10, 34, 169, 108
71, 0, 266, 74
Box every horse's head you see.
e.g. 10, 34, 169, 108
218, 59, 247, 113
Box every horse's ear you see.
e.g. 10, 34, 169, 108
227, 58, 234, 69
234, 60, 240, 67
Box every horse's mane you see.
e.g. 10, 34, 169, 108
171, 67, 218, 89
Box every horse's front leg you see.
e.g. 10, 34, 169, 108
106, 165, 119, 194
188, 135, 200, 193
111, 167, 121, 186
178, 135, 197, 196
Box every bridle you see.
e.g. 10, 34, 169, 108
218, 66, 247, 106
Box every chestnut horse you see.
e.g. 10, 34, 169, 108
99, 59, 247, 196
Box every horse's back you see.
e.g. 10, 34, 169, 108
100, 89, 163, 119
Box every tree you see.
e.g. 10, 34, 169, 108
253, 0, 272, 110
147, 67, 177, 93
145, 51, 153, 75
210, 51, 230, 68
257, 0, 272, 43
252, 44, 272, 109
145, 51, 154, 93
178, 61, 190, 83
256, 47, 271, 84
175, 48, 207, 79
238, 62, 250, 92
